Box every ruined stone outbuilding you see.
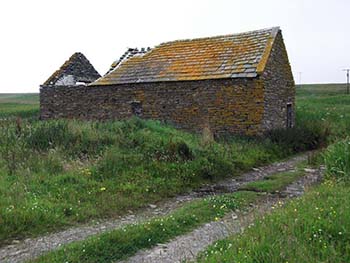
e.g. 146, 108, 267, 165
40, 27, 295, 136
43, 52, 101, 86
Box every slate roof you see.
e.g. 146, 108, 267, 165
93, 27, 280, 86
43, 52, 101, 86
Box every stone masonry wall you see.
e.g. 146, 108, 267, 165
261, 31, 295, 130
40, 78, 265, 136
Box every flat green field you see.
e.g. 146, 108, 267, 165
0, 93, 39, 104
296, 84, 350, 138
0, 93, 39, 118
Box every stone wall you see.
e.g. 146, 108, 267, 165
261, 31, 295, 130
40, 78, 265, 135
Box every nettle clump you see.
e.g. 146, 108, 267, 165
266, 123, 329, 154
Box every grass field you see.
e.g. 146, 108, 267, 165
0, 85, 349, 262
296, 83, 350, 139
0, 93, 316, 244
0, 93, 38, 104
0, 93, 39, 118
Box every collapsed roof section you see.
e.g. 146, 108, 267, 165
43, 52, 101, 86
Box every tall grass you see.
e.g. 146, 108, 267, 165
1, 117, 299, 243
0, 86, 335, 243
324, 138, 350, 181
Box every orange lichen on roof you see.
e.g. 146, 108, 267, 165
93, 27, 280, 85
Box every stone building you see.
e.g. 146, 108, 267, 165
40, 27, 295, 136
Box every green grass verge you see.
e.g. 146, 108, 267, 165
197, 181, 350, 263
240, 169, 304, 193
31, 191, 259, 263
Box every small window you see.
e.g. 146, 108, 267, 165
286, 103, 292, 128
131, 101, 143, 117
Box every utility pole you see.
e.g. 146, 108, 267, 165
298, 72, 302, 89
343, 69, 350, 95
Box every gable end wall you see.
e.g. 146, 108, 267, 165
261, 31, 295, 131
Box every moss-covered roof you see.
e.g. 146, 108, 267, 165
93, 27, 280, 85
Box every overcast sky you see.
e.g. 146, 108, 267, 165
0, 0, 349, 93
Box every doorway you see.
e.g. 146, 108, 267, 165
131, 101, 143, 117
287, 103, 292, 128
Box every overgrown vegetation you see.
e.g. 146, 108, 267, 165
266, 124, 328, 152
0, 91, 329, 244
196, 84, 350, 263
324, 138, 350, 182
0, 117, 297, 243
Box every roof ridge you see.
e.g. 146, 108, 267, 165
255, 27, 281, 74
159, 27, 280, 46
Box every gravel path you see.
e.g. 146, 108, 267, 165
121, 166, 324, 263
0, 153, 308, 263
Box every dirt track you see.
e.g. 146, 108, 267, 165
0, 154, 313, 263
